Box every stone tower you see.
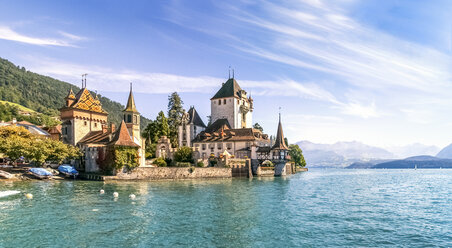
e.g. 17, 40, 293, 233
123, 83, 145, 166
178, 106, 206, 147
123, 83, 140, 141
210, 77, 253, 129
60, 86, 108, 146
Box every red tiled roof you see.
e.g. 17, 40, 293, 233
109, 121, 139, 147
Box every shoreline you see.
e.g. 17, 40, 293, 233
1, 165, 309, 182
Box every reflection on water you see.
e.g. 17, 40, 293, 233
0, 169, 451, 247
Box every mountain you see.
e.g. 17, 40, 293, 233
436, 143, 452, 159
297, 140, 394, 168
387, 143, 440, 158
0, 57, 150, 129
372, 156, 452, 169
346, 159, 394, 169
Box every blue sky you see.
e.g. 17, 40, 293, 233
0, 0, 452, 148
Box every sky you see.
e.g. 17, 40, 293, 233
0, 0, 452, 148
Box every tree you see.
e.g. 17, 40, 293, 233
0, 125, 80, 166
155, 111, 169, 140
167, 92, 184, 148
253, 123, 263, 132
142, 112, 170, 158
289, 144, 306, 167
174, 146, 193, 163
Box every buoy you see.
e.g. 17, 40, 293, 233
129, 194, 136, 200
113, 192, 119, 198
100, 189, 105, 194
25, 193, 33, 199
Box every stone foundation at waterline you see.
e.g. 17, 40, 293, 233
104, 167, 235, 180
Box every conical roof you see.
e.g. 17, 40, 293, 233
65, 88, 76, 99
124, 84, 138, 113
271, 114, 288, 150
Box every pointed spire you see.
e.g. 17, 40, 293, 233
271, 112, 288, 150
124, 82, 138, 113
66, 87, 76, 99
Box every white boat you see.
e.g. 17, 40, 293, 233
0, 170, 13, 179
0, 190, 20, 198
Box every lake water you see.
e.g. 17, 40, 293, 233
0, 169, 451, 247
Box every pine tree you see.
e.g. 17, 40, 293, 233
167, 92, 184, 148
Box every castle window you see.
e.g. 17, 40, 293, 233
94, 123, 97, 128
84, 121, 87, 126
223, 99, 226, 104
127, 115, 132, 123
202, 144, 206, 150
217, 143, 222, 149
227, 143, 232, 150
218, 99, 221, 105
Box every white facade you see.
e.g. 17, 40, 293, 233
178, 123, 205, 147
210, 96, 252, 129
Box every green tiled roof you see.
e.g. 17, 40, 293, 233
211, 78, 243, 100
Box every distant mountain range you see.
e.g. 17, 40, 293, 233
436, 144, 452, 159
347, 156, 452, 169
297, 140, 442, 168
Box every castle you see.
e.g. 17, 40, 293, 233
59, 74, 289, 173
176, 76, 289, 163
60, 82, 145, 172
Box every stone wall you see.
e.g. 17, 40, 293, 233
106, 167, 233, 180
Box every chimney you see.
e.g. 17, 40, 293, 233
102, 124, 108, 133
110, 123, 116, 133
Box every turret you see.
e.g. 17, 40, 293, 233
123, 83, 140, 143
271, 113, 289, 160
65, 88, 76, 107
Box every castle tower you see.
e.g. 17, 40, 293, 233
60, 86, 108, 146
178, 106, 206, 147
123, 83, 140, 140
210, 77, 253, 129
123, 83, 145, 166
271, 113, 289, 161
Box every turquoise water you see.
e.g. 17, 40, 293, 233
0, 169, 451, 247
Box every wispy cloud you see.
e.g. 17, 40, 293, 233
0, 25, 82, 47
222, 1, 451, 94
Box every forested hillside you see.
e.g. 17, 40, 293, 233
0, 57, 149, 128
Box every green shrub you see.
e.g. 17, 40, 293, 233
174, 146, 193, 163
175, 162, 191, 167
153, 157, 167, 167
196, 161, 204, 167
